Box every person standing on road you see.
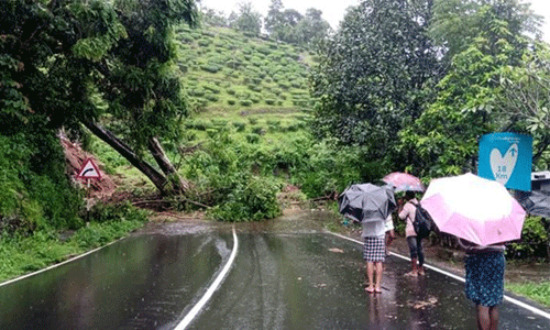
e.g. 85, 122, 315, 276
458, 239, 506, 330
362, 218, 386, 294
398, 191, 425, 276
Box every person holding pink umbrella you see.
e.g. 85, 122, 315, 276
421, 173, 526, 330
458, 239, 505, 330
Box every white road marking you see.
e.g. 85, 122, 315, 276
327, 231, 550, 321
0, 239, 122, 288
175, 226, 239, 330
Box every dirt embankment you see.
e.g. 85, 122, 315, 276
60, 134, 116, 199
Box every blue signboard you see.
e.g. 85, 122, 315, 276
478, 133, 533, 191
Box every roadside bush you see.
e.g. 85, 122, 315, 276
233, 122, 246, 132
246, 133, 260, 143
197, 39, 211, 47
206, 94, 219, 102
188, 88, 205, 97
227, 99, 237, 106
0, 133, 83, 232
185, 119, 212, 131
265, 99, 276, 105
248, 85, 262, 93
182, 131, 281, 222
212, 119, 228, 128
87, 201, 148, 224
251, 126, 265, 135
507, 216, 549, 260
203, 84, 221, 94
291, 140, 382, 198
240, 99, 253, 107
209, 175, 281, 221
266, 119, 281, 132
200, 64, 222, 73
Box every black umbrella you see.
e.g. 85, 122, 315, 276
516, 190, 550, 218
338, 183, 396, 223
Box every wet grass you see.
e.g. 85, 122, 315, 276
0, 220, 145, 283
507, 282, 550, 307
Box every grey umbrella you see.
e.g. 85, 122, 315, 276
516, 190, 550, 218
338, 183, 396, 223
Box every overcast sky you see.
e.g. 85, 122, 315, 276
200, 0, 550, 42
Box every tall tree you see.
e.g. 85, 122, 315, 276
496, 43, 550, 163
311, 0, 440, 163
265, 0, 284, 34
201, 6, 229, 27
295, 8, 331, 46
231, 2, 262, 36
430, 0, 541, 64
399, 6, 538, 176
1, 0, 199, 196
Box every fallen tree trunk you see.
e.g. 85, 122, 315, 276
148, 137, 190, 194
81, 119, 169, 195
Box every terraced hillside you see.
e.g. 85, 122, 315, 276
175, 25, 315, 140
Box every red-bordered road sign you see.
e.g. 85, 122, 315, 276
76, 158, 102, 180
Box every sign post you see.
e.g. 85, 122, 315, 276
478, 133, 533, 191
76, 158, 102, 224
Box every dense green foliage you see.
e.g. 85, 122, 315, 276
507, 216, 549, 259
1, 0, 198, 230
0, 134, 82, 231
311, 0, 441, 164
311, 0, 550, 260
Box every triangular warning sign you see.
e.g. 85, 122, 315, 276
76, 158, 102, 180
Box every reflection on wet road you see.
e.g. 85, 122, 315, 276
0, 224, 548, 329
0, 233, 233, 329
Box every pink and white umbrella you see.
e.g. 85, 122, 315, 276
421, 173, 526, 246
382, 172, 425, 192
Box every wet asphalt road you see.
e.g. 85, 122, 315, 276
0, 217, 549, 329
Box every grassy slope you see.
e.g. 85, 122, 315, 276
175, 25, 314, 148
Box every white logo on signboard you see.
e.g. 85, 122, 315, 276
490, 143, 518, 185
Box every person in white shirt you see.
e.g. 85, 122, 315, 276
362, 218, 386, 293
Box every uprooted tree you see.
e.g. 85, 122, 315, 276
1, 0, 198, 196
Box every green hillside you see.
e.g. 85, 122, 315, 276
87, 24, 364, 222
176, 26, 314, 123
